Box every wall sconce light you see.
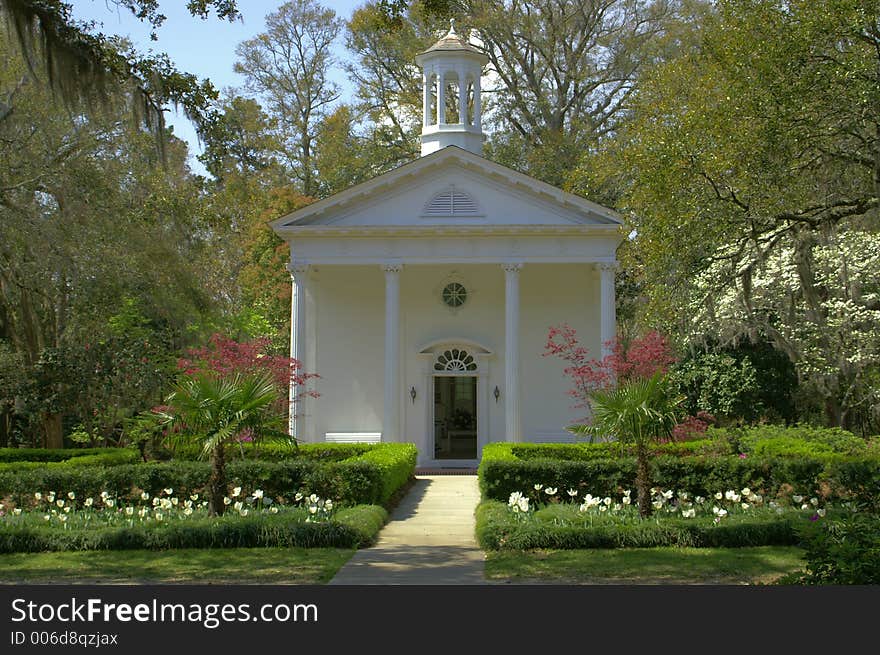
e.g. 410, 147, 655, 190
494, 386, 500, 403
410, 386, 417, 404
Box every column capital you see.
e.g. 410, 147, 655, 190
502, 262, 523, 274
287, 262, 310, 276
597, 261, 619, 274
382, 262, 403, 274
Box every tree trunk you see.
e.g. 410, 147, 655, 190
0, 409, 9, 447
43, 412, 63, 449
635, 443, 652, 518
208, 444, 226, 517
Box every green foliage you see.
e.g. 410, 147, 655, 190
575, 372, 684, 445
0, 443, 416, 508
671, 340, 799, 423
709, 425, 869, 456
574, 0, 880, 431
478, 438, 880, 506
0, 504, 386, 554
0, 447, 128, 464
786, 514, 880, 585
475, 501, 801, 551
0, 450, 140, 473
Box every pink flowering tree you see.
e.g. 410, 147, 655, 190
544, 325, 675, 417
156, 334, 319, 515
177, 333, 319, 422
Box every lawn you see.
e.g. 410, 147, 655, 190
485, 546, 806, 585
0, 547, 355, 584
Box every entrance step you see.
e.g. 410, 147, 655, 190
414, 467, 477, 475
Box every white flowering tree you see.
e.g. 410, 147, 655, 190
690, 228, 880, 430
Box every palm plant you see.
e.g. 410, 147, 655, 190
570, 372, 684, 518
158, 371, 291, 516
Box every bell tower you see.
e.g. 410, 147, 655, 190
415, 20, 489, 156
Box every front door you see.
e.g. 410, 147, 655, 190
433, 376, 477, 460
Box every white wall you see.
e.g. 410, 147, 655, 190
520, 264, 599, 440
307, 262, 600, 460
309, 265, 385, 441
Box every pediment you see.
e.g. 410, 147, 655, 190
271, 147, 621, 233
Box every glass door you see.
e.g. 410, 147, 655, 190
433, 376, 477, 460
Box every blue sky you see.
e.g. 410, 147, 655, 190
70, 1, 364, 173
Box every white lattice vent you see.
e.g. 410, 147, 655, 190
423, 186, 480, 216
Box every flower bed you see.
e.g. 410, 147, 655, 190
476, 484, 847, 550
0, 486, 387, 553
478, 443, 880, 510
0, 443, 417, 509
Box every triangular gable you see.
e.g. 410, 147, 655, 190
270, 146, 622, 231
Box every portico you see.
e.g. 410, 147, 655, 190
273, 24, 623, 466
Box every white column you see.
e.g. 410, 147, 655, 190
383, 263, 402, 442
437, 74, 445, 125
287, 263, 310, 439
422, 73, 431, 126
458, 76, 467, 125
503, 263, 523, 442
473, 82, 482, 129
598, 262, 618, 358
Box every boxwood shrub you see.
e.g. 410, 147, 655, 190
0, 447, 130, 463
475, 500, 801, 550
171, 441, 376, 463
0, 448, 140, 468
479, 443, 880, 505
0, 443, 417, 509
0, 505, 388, 554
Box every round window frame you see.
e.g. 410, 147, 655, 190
441, 282, 468, 308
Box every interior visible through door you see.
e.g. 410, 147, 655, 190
433, 376, 477, 460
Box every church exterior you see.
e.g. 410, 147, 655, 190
271, 24, 622, 467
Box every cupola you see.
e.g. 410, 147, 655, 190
414, 20, 489, 156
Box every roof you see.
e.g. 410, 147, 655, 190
417, 19, 485, 58
270, 146, 624, 233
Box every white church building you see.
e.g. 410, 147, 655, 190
271, 24, 623, 467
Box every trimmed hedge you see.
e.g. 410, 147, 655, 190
478, 443, 880, 505
0, 505, 388, 554
0, 448, 139, 466
0, 443, 417, 509
171, 441, 377, 463
0, 449, 141, 473
475, 500, 801, 550
709, 425, 869, 456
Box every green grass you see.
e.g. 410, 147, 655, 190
0, 547, 355, 584
485, 546, 806, 585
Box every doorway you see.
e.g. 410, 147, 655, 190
433, 376, 478, 460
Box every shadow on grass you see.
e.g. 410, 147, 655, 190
485, 546, 806, 585
0, 547, 356, 585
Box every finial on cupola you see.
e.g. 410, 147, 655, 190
414, 18, 489, 157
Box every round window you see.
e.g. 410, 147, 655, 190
441, 282, 468, 308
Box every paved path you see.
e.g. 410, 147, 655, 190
329, 475, 486, 585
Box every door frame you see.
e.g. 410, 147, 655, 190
416, 339, 492, 467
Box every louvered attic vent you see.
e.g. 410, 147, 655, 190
422, 186, 481, 216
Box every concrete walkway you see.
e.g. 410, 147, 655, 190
329, 475, 486, 585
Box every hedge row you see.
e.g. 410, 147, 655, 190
506, 426, 873, 463
170, 441, 377, 463
0, 447, 139, 465
478, 444, 880, 510
0, 505, 388, 554
475, 501, 802, 550
0, 449, 140, 473
0, 443, 418, 509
